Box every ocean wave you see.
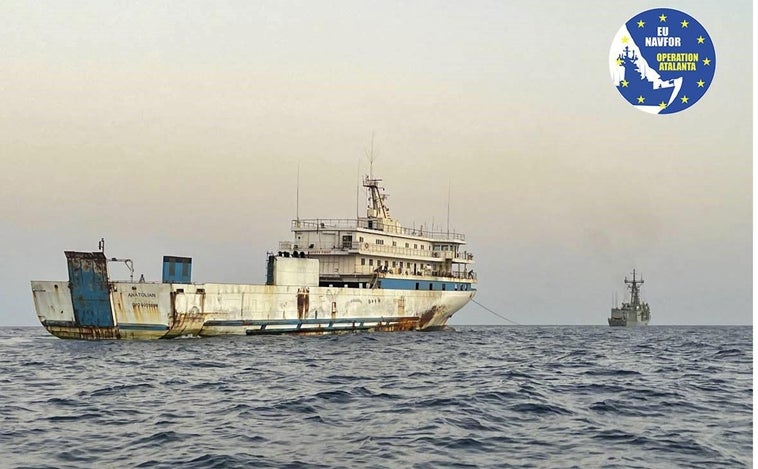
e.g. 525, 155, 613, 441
0, 325, 751, 468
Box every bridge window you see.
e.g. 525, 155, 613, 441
361, 258, 366, 266
415, 282, 419, 290
342, 235, 352, 249
369, 259, 374, 266
428, 283, 433, 290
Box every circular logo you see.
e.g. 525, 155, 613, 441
609, 8, 716, 114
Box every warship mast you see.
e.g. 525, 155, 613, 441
625, 269, 644, 308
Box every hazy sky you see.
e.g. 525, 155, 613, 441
1, 1, 751, 326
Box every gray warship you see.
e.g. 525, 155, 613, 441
608, 270, 650, 327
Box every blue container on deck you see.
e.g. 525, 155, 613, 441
162, 256, 192, 283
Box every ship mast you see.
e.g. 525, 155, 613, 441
363, 135, 390, 219
363, 175, 389, 219
624, 269, 644, 307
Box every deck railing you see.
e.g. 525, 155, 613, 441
292, 218, 466, 242
374, 269, 477, 281
283, 240, 475, 262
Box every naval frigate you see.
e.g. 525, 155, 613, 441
608, 270, 650, 327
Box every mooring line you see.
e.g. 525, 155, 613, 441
471, 299, 522, 326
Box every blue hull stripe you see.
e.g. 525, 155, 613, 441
43, 320, 168, 332
246, 324, 374, 335
378, 277, 474, 292
46, 319, 407, 331
43, 320, 79, 328
205, 317, 410, 327
117, 323, 170, 331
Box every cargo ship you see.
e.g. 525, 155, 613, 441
608, 269, 650, 326
31, 173, 477, 339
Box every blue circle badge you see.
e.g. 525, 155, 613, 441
609, 8, 716, 114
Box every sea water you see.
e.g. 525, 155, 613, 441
0, 325, 751, 468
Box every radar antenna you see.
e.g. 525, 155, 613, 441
624, 269, 644, 307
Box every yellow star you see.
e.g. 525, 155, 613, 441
616, 58, 623, 66
659, 101, 667, 109
637, 20, 645, 28
702, 58, 711, 66
637, 96, 645, 104
697, 79, 705, 87
681, 19, 689, 28
681, 96, 689, 104
659, 13, 667, 22
697, 36, 705, 44
621, 80, 629, 87
621, 36, 629, 44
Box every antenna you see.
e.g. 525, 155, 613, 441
296, 163, 300, 221
446, 178, 451, 235
365, 132, 377, 179
356, 158, 360, 219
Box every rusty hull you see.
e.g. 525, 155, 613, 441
43, 323, 121, 340
32, 279, 473, 340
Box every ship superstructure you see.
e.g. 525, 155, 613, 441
31, 172, 477, 340
287, 175, 475, 292
608, 269, 651, 327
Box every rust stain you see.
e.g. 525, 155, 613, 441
419, 305, 444, 328
45, 325, 120, 340
161, 291, 204, 338
297, 288, 309, 320
112, 292, 125, 317
245, 316, 421, 336
131, 303, 159, 324
373, 316, 419, 332
164, 312, 206, 338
